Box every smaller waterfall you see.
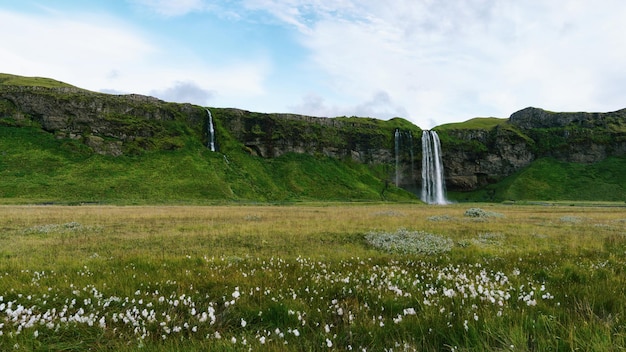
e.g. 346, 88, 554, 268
206, 108, 216, 152
421, 130, 448, 205
394, 129, 400, 186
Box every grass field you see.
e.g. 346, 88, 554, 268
0, 203, 625, 351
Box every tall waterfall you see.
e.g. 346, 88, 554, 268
206, 108, 216, 152
421, 130, 448, 205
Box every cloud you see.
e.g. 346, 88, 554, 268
290, 91, 408, 119
0, 6, 270, 110
150, 81, 216, 105
0, 9, 155, 90
245, 0, 626, 127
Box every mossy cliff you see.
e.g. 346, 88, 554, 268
436, 107, 626, 199
0, 74, 419, 163
0, 74, 420, 202
1, 73, 625, 202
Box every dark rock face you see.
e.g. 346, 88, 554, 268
510, 106, 626, 129
440, 127, 535, 191
2, 84, 625, 193
215, 108, 402, 164
0, 85, 206, 153
440, 107, 626, 191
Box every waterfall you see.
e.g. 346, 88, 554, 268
206, 108, 216, 152
421, 130, 448, 205
394, 129, 400, 186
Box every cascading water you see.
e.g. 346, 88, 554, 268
206, 108, 216, 152
421, 130, 448, 205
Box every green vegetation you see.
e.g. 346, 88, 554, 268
451, 157, 626, 202
1, 204, 624, 350
0, 73, 77, 89
0, 125, 413, 203
436, 117, 507, 130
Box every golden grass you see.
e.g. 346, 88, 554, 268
1, 203, 624, 265
1, 203, 624, 350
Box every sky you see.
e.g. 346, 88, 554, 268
1, 0, 625, 128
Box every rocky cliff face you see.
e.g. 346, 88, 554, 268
438, 107, 626, 191
213, 107, 418, 165
440, 127, 535, 191
0, 85, 206, 155
2, 81, 625, 194
509, 106, 626, 129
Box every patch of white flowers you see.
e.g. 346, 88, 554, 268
0, 257, 558, 350
365, 228, 453, 255
464, 208, 504, 219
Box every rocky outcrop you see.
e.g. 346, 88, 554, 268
510, 106, 626, 129
0, 85, 206, 153
214, 108, 416, 165
438, 107, 626, 191
439, 126, 535, 191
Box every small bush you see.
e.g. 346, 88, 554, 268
464, 208, 504, 219
365, 228, 453, 255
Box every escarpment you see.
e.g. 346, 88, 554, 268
2, 74, 625, 199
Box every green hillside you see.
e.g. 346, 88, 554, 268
436, 117, 507, 130
0, 73, 77, 89
2, 73, 625, 204
0, 125, 413, 204
449, 157, 626, 202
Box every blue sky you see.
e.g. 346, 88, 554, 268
2, 0, 625, 128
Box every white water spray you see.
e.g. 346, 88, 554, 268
206, 108, 216, 152
421, 130, 448, 205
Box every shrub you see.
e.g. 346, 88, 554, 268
365, 228, 453, 255
464, 208, 504, 219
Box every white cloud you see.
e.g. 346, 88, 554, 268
0, 9, 155, 89
0, 7, 270, 109
246, 0, 626, 127
290, 91, 408, 118
150, 81, 216, 105
3, 1, 625, 129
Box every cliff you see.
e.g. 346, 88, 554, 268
0, 83, 206, 156
437, 108, 626, 192
1, 73, 625, 202
0, 75, 418, 163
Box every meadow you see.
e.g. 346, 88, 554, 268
0, 203, 625, 351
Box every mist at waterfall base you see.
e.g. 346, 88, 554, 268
206, 108, 216, 152
421, 130, 448, 205
393, 129, 447, 204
